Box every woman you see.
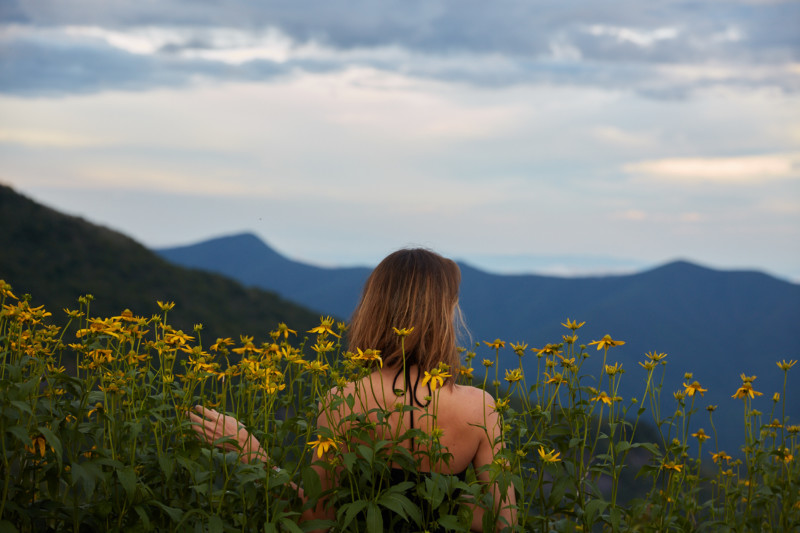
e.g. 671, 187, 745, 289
190, 248, 517, 531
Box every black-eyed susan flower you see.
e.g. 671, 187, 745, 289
538, 446, 561, 463
392, 327, 414, 337
711, 451, 732, 464
504, 368, 523, 383
683, 381, 708, 397
352, 348, 382, 367
591, 391, 613, 406
25, 435, 47, 458
644, 351, 667, 362
484, 339, 506, 350
308, 316, 340, 338
732, 382, 763, 400
307, 435, 338, 459
561, 318, 585, 331
544, 372, 567, 386
276, 323, 296, 339
661, 461, 683, 473
510, 342, 528, 357
421, 368, 451, 391
589, 335, 625, 351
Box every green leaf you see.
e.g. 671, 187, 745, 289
117, 464, 137, 500
366, 502, 383, 533
437, 514, 462, 530
6, 425, 28, 445
302, 466, 321, 501
339, 500, 367, 530
279, 517, 304, 533
377, 492, 409, 520
208, 514, 224, 533
37, 426, 62, 467
584, 499, 608, 525
153, 501, 184, 523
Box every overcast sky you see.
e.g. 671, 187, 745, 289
1, 0, 799, 280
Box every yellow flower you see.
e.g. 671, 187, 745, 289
459, 367, 474, 378
484, 339, 506, 350
533, 344, 562, 357
493, 398, 511, 411
308, 316, 340, 338
661, 461, 683, 473
307, 435, 338, 459
311, 340, 335, 354
482, 359, 495, 368
764, 419, 783, 429
773, 392, 780, 403
591, 391, 613, 406
510, 342, 528, 356
589, 335, 625, 351
561, 318, 586, 331
683, 381, 708, 397
711, 451, 732, 464
421, 368, 451, 391
504, 368, 523, 383
639, 360, 657, 371
538, 446, 561, 463
691, 428, 710, 442
392, 327, 414, 337
0, 280, 18, 300
544, 372, 567, 386
774, 447, 793, 464
25, 435, 47, 457
605, 363, 622, 376
644, 351, 667, 362
740, 373, 756, 383
732, 382, 763, 400
787, 425, 800, 434
305, 361, 330, 374
777, 359, 797, 371
352, 348, 383, 367
276, 323, 296, 339
157, 301, 175, 311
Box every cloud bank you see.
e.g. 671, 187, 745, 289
2, 0, 798, 97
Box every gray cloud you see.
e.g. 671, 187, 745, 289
2, 0, 798, 97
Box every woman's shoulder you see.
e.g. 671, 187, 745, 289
444, 384, 497, 420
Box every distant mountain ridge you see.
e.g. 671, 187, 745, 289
158, 232, 800, 456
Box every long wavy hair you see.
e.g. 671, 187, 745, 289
348, 248, 462, 384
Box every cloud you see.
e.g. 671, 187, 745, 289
623, 153, 800, 183
1, 0, 798, 97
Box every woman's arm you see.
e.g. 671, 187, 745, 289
469, 393, 517, 532
188, 406, 267, 463
189, 406, 335, 531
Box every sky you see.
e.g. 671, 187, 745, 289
1, 1, 799, 281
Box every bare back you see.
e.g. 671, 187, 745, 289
326, 365, 500, 475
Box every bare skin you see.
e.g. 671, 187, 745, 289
189, 364, 517, 531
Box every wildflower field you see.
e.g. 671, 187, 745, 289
1, 280, 798, 532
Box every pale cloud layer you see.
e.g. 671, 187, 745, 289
0, 1, 798, 280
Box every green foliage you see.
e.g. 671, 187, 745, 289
0, 283, 798, 532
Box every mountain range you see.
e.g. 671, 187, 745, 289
158, 232, 800, 456
2, 183, 797, 456
0, 185, 321, 345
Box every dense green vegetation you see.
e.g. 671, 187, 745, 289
1, 285, 797, 532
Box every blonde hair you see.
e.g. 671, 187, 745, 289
348, 248, 462, 383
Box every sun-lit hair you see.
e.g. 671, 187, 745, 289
348, 248, 463, 384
